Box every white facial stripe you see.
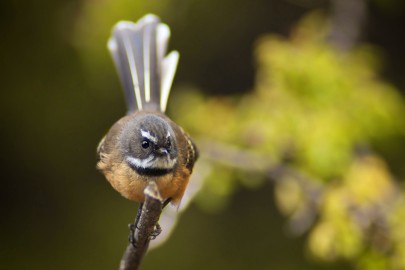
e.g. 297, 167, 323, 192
166, 131, 171, 138
141, 129, 157, 143
126, 155, 155, 169
126, 155, 177, 170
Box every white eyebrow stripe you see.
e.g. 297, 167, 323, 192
166, 131, 171, 138
141, 129, 158, 143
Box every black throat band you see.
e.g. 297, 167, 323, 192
129, 163, 173, 176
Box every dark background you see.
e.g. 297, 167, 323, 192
1, 0, 404, 269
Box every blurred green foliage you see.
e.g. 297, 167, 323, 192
170, 13, 405, 270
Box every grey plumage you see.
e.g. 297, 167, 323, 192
108, 14, 179, 113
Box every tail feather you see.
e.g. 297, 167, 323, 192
108, 14, 179, 113
161, 51, 179, 112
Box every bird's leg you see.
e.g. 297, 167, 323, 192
128, 198, 171, 245
128, 203, 143, 247
149, 198, 171, 239
162, 198, 171, 209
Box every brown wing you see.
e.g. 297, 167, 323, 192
96, 114, 132, 172
181, 129, 198, 172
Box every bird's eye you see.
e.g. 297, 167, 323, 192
141, 139, 150, 149
166, 138, 171, 148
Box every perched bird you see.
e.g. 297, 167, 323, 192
97, 14, 198, 207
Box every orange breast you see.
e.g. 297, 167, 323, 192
98, 153, 191, 205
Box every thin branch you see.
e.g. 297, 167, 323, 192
198, 140, 273, 172
119, 182, 163, 270
199, 139, 323, 234
327, 0, 368, 52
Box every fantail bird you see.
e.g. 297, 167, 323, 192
97, 14, 198, 206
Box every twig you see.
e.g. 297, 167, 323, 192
119, 182, 163, 270
327, 0, 367, 52
199, 139, 323, 234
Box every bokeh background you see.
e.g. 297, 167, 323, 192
1, 0, 405, 269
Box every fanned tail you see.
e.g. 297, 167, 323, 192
108, 14, 179, 113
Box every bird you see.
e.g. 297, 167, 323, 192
97, 14, 198, 209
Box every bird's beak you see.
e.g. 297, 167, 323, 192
156, 148, 169, 155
